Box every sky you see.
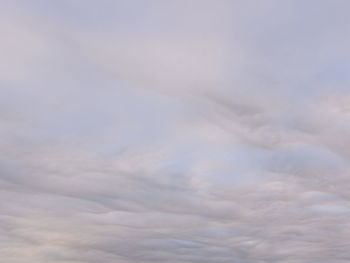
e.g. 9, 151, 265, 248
1, 0, 350, 262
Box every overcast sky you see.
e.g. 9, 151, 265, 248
2, 1, 350, 262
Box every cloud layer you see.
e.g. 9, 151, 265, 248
2, 1, 350, 262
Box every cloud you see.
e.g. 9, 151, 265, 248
1, 0, 350, 262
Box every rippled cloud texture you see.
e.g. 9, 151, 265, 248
2, 0, 350, 262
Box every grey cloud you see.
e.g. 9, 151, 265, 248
2, 0, 350, 262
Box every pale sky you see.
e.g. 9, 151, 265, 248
2, 1, 350, 262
